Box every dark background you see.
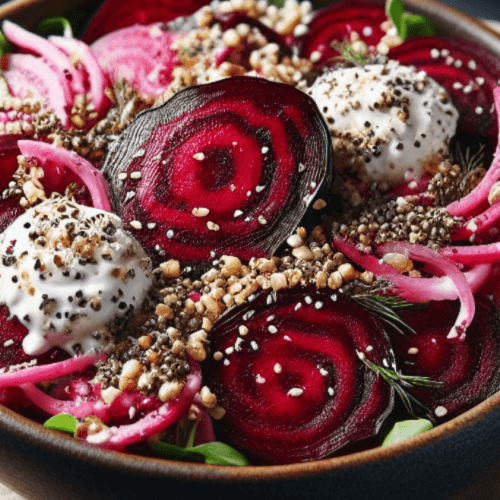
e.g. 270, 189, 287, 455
442, 0, 500, 21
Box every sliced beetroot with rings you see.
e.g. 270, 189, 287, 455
103, 76, 331, 265
389, 36, 500, 145
203, 288, 394, 464
387, 299, 500, 419
298, 0, 386, 64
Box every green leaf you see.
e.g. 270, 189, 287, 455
37, 17, 73, 38
268, 0, 285, 7
400, 14, 435, 39
149, 440, 205, 462
381, 419, 433, 447
43, 413, 78, 434
386, 0, 405, 33
191, 442, 251, 466
0, 31, 13, 57
386, 0, 436, 40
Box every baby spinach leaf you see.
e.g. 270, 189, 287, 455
386, 0, 436, 40
381, 419, 433, 447
43, 413, 78, 435
149, 440, 205, 463
191, 442, 251, 466
37, 17, 73, 38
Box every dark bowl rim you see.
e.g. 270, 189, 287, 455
0, 0, 499, 484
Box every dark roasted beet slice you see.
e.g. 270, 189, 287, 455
387, 299, 500, 419
0, 306, 68, 371
298, 0, 386, 64
389, 36, 500, 145
83, 0, 211, 44
103, 76, 330, 265
203, 288, 394, 464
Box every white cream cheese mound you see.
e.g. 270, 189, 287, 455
307, 59, 459, 186
0, 197, 153, 357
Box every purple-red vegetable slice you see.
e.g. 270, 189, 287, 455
298, 0, 386, 64
104, 76, 330, 265
90, 24, 181, 100
203, 288, 394, 464
83, 0, 211, 44
388, 299, 500, 418
389, 36, 500, 144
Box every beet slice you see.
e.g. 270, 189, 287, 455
0, 305, 68, 372
90, 23, 181, 100
103, 76, 330, 265
83, 0, 211, 44
298, 0, 386, 64
387, 299, 500, 419
203, 288, 394, 464
389, 36, 500, 145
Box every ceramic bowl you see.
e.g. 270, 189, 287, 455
0, 1, 499, 499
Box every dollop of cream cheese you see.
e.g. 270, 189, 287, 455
307, 59, 459, 186
0, 197, 153, 356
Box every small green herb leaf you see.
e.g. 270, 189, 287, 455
191, 442, 251, 466
386, 0, 435, 40
149, 440, 205, 462
37, 17, 73, 38
0, 31, 13, 56
381, 419, 433, 447
43, 413, 78, 434
268, 0, 285, 7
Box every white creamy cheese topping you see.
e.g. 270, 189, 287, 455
307, 60, 459, 186
0, 197, 153, 356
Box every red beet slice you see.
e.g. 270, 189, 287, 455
389, 36, 500, 144
0, 306, 68, 372
90, 23, 181, 100
203, 289, 394, 464
298, 0, 386, 64
83, 0, 211, 44
103, 76, 330, 265
387, 299, 500, 418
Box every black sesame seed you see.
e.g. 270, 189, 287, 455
11, 276, 18, 283
364, 121, 371, 128
396, 143, 404, 150
23, 222, 31, 229
414, 141, 421, 148
118, 302, 127, 310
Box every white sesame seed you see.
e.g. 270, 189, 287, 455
193, 152, 205, 161
294, 24, 308, 37
166, 229, 175, 239
130, 220, 142, 230
133, 148, 145, 158
441, 49, 450, 57
225, 346, 234, 355
130, 171, 142, 180
310, 181, 317, 189
452, 82, 463, 89
310, 50, 321, 63
224, 359, 230, 366
445, 56, 454, 66
234, 338, 244, 351
230, 184, 236, 191
475, 106, 484, 115
294, 302, 302, 311
408, 347, 419, 355
476, 77, 485, 85
331, 295, 337, 302
232, 141, 237, 145
251, 341, 259, 350
468, 60, 477, 70
434, 406, 448, 417
366, 345, 373, 352
453, 59, 462, 68
287, 387, 304, 397
268, 325, 277, 334
3, 339, 13, 347
244, 216, 252, 222
430, 48, 440, 59
463, 85, 473, 94
258, 215, 267, 225
284, 335, 292, 341
267, 315, 275, 322
327, 387, 334, 396
319, 368, 328, 376
192, 207, 210, 217
147, 222, 157, 229
207, 221, 220, 231
118, 172, 127, 180
274, 363, 282, 373
314, 301, 323, 309
239, 325, 249, 336
234, 210, 243, 217
305, 296, 312, 305
261, 146, 269, 153
362, 26, 373, 37
255, 185, 265, 193
287, 234, 303, 248
298, 162, 306, 172
256, 374, 266, 384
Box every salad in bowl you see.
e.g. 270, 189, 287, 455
0, 0, 499, 487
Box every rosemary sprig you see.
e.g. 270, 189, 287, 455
357, 351, 443, 420
352, 294, 416, 335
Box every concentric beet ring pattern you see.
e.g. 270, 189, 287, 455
203, 289, 394, 464
103, 77, 331, 265
388, 300, 500, 418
